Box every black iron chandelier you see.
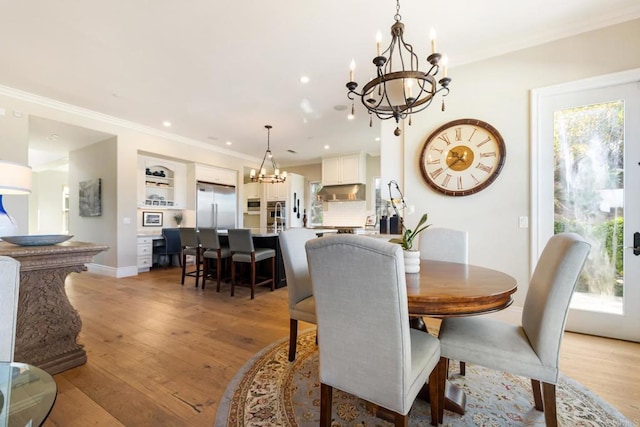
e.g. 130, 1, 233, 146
250, 125, 287, 184
346, 0, 452, 136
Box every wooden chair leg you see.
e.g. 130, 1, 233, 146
180, 252, 187, 285
250, 257, 256, 300
270, 256, 275, 291
428, 363, 440, 426
437, 357, 448, 424
230, 260, 236, 296
194, 251, 201, 288
202, 258, 208, 290
216, 257, 222, 291
288, 318, 298, 362
320, 383, 333, 427
394, 412, 408, 427
542, 382, 557, 427
532, 379, 543, 411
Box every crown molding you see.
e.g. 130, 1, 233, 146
0, 84, 262, 164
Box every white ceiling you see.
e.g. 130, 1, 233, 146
2, 1, 639, 170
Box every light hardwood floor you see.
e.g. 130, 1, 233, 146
42, 268, 639, 426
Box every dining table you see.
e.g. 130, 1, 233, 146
405, 259, 518, 415
0, 361, 57, 426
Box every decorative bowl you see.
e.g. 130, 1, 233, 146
1, 234, 74, 246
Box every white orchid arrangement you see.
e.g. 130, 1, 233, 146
389, 213, 431, 250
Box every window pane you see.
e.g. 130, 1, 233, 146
554, 100, 624, 314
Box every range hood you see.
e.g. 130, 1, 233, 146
317, 184, 366, 202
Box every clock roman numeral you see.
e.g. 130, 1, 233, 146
426, 157, 441, 165
476, 136, 491, 147
455, 127, 462, 141
442, 173, 452, 188
437, 133, 452, 145
430, 167, 444, 180
470, 174, 480, 185
480, 151, 496, 158
476, 163, 493, 173
467, 128, 477, 142
457, 176, 463, 190
429, 147, 444, 154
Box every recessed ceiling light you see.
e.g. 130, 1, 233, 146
347, 114, 355, 120
375, 137, 381, 141
324, 145, 330, 150
226, 141, 232, 146
300, 75, 310, 84
163, 121, 172, 127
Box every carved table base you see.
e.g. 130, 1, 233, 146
0, 241, 108, 375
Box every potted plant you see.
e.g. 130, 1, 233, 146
173, 211, 184, 227
389, 213, 431, 273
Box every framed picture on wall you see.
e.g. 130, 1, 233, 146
142, 211, 163, 227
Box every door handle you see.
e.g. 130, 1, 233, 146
634, 232, 640, 256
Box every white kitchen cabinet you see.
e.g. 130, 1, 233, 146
265, 181, 287, 201
322, 153, 366, 185
137, 236, 153, 272
138, 155, 187, 209
195, 164, 237, 186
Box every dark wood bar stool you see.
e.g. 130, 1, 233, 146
178, 227, 203, 287
199, 227, 231, 291
228, 229, 275, 299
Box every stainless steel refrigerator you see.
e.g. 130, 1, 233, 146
196, 181, 237, 230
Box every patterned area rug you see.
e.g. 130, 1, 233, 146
215, 330, 633, 426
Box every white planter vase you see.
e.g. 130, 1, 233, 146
403, 249, 420, 274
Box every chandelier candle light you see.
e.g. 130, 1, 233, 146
346, 0, 452, 136
250, 125, 287, 184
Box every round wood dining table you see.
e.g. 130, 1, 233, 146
406, 259, 518, 317
406, 259, 518, 415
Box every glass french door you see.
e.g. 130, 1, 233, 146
535, 76, 640, 342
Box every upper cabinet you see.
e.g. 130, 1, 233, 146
138, 155, 187, 209
194, 164, 236, 186
322, 153, 366, 185
265, 181, 288, 201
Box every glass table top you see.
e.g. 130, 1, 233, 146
0, 362, 57, 427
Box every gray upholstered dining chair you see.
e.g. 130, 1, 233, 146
419, 227, 469, 264
0, 256, 21, 362
306, 235, 441, 426
279, 228, 318, 362
198, 227, 231, 291
179, 227, 203, 287
419, 227, 469, 375
228, 228, 275, 299
436, 232, 590, 426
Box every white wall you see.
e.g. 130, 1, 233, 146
29, 170, 67, 234
388, 19, 640, 306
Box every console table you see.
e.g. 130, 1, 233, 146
0, 241, 109, 375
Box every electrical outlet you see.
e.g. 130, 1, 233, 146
519, 216, 529, 228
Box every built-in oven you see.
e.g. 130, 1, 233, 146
266, 201, 286, 229
247, 198, 261, 212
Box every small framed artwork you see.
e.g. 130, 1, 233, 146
142, 211, 163, 227
79, 178, 102, 217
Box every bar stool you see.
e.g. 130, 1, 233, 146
228, 229, 275, 299
179, 227, 203, 287
199, 227, 231, 291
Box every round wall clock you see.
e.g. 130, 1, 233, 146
419, 118, 506, 196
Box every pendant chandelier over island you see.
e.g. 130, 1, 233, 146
250, 125, 287, 184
